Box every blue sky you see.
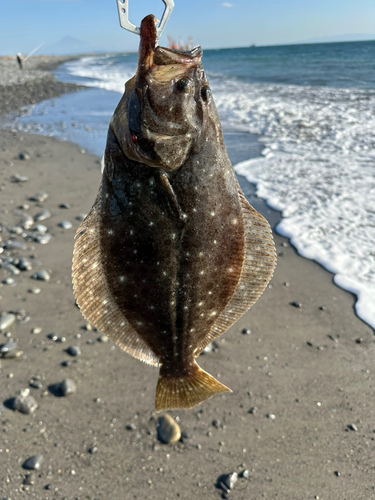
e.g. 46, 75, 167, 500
1, 0, 375, 55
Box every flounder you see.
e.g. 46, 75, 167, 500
72, 15, 277, 411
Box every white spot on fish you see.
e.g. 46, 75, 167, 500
200, 270, 204, 275
149, 222, 154, 226
107, 230, 113, 235
102, 300, 108, 305
198, 252, 203, 257
210, 212, 215, 217
119, 276, 125, 282
210, 311, 217, 316
228, 268, 233, 273
232, 219, 238, 224
198, 301, 204, 307
208, 291, 212, 295
92, 263, 98, 269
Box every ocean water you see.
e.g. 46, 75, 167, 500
4, 40, 375, 329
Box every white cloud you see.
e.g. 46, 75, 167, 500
221, 2, 233, 6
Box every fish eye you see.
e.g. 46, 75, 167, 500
176, 78, 190, 93
201, 85, 212, 102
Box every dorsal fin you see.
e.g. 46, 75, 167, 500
72, 185, 159, 367
196, 192, 277, 354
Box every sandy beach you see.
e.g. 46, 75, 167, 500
0, 56, 374, 500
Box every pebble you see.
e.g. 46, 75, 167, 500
1, 263, 20, 275
3, 277, 15, 285
19, 152, 30, 161
58, 220, 72, 229
16, 258, 33, 271
31, 192, 49, 203
3, 240, 27, 250
30, 380, 43, 389
12, 173, 29, 182
0, 313, 16, 331
13, 391, 38, 414
2, 349, 23, 359
240, 469, 249, 479
34, 224, 48, 234
218, 472, 238, 492
9, 225, 23, 234
291, 301, 302, 308
33, 233, 52, 244
20, 214, 34, 230
348, 423, 358, 431
59, 203, 70, 209
98, 335, 109, 343
241, 328, 251, 335
23, 473, 36, 485
31, 327, 42, 334
67, 345, 81, 357
88, 446, 98, 454
34, 209, 51, 222
76, 213, 87, 222
249, 406, 258, 414
267, 413, 276, 420
31, 269, 50, 281
157, 414, 181, 444
29, 287, 41, 294
202, 342, 214, 354
23, 454, 44, 470
0, 339, 18, 353
59, 378, 77, 396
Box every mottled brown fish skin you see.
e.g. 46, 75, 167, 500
72, 14, 277, 411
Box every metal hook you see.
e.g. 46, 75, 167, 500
116, 0, 174, 37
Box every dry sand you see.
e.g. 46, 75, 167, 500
0, 58, 375, 500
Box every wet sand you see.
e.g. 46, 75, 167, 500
0, 61, 375, 500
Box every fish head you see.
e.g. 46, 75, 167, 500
111, 15, 216, 171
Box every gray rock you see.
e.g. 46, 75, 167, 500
20, 213, 34, 229
29, 287, 41, 294
60, 378, 77, 396
67, 346, 81, 357
12, 173, 28, 183
23, 454, 44, 470
30, 380, 42, 389
17, 258, 33, 271
31, 269, 50, 281
31, 192, 49, 203
33, 233, 52, 245
218, 472, 238, 492
3, 240, 27, 251
0, 339, 18, 354
3, 277, 15, 285
0, 313, 16, 331
33, 224, 48, 234
348, 423, 358, 431
1, 263, 20, 275
157, 414, 181, 444
58, 220, 72, 229
23, 472, 36, 485
13, 393, 38, 414
34, 209, 51, 222
9, 225, 23, 234
59, 203, 70, 209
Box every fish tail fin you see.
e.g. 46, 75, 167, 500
155, 361, 231, 412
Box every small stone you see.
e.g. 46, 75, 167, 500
1, 263, 20, 275
126, 423, 137, 431
34, 210, 51, 222
0, 313, 16, 331
23, 454, 44, 470
12, 173, 28, 182
17, 258, 33, 271
319, 306, 326, 311
76, 214, 87, 222
249, 406, 258, 414
3, 277, 15, 285
67, 346, 81, 357
201, 342, 214, 354
62, 360, 71, 367
60, 378, 77, 396
29, 287, 41, 294
157, 414, 181, 444
241, 328, 251, 335
3, 240, 27, 250
98, 335, 108, 343
9, 225, 23, 235
31, 327, 42, 334
33, 233, 52, 244
24, 473, 36, 485
48, 333, 58, 341
348, 423, 358, 431
334, 471, 340, 477
290, 301, 302, 308
284, 282, 290, 287
19, 153, 30, 160
31, 269, 50, 281
85, 323, 93, 331
31, 192, 49, 203
267, 413, 276, 420
0, 339, 18, 354
2, 349, 23, 359
34, 224, 48, 234
240, 469, 249, 479
218, 472, 238, 491
355, 338, 363, 344
30, 380, 43, 389
58, 220, 72, 229
88, 446, 98, 454
21, 214, 34, 230
13, 393, 38, 414
59, 203, 70, 209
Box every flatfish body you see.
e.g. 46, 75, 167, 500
72, 15, 277, 411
